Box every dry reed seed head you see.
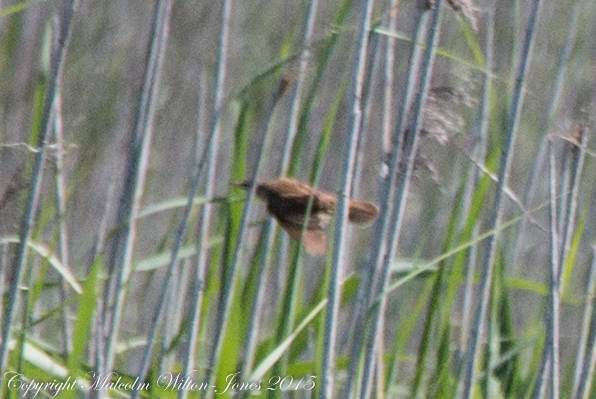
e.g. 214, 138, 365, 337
421, 86, 474, 146
415, 152, 441, 183
394, 152, 441, 184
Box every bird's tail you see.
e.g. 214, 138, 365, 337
348, 200, 379, 223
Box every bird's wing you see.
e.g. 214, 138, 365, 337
268, 204, 332, 231
275, 218, 327, 255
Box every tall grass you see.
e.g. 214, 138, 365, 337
1, 0, 596, 398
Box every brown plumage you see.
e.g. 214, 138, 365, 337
237, 178, 379, 254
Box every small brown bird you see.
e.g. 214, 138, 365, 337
237, 177, 379, 254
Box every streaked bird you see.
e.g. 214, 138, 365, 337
237, 178, 378, 254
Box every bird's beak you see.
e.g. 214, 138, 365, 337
233, 180, 253, 191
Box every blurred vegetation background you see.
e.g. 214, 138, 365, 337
1, 0, 596, 397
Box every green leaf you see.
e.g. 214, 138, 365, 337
0, 236, 82, 294
249, 300, 326, 382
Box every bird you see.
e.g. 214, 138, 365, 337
237, 177, 379, 254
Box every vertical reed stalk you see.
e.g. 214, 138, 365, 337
460, 8, 494, 358
461, 0, 545, 397
203, 76, 287, 399
319, 0, 376, 396
101, 0, 175, 376
0, 0, 78, 381
178, 71, 211, 399
52, 81, 73, 356
342, 2, 432, 396
511, 3, 579, 274
359, 1, 446, 397
546, 140, 561, 398
574, 246, 596, 399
